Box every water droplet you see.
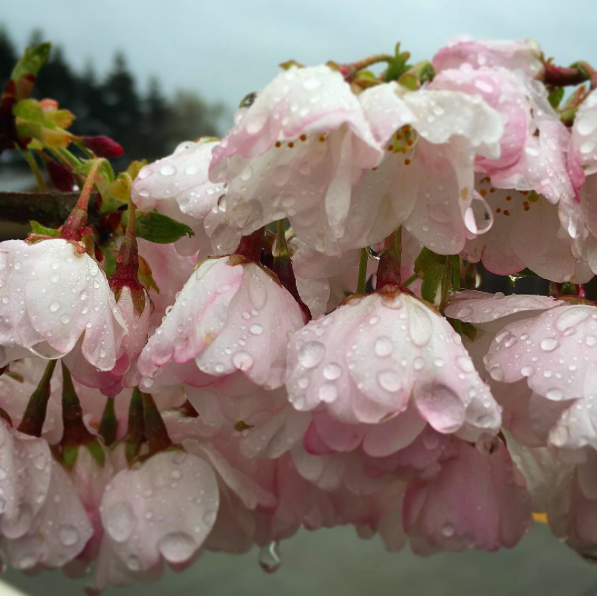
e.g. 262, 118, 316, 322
546, 387, 565, 400
127, 555, 142, 571
203, 509, 217, 526
249, 276, 267, 310
259, 541, 281, 573
60, 314, 70, 325
377, 370, 402, 392
158, 532, 197, 564
298, 341, 326, 369
249, 324, 263, 336
456, 356, 474, 372
318, 383, 338, 403
540, 338, 560, 352
160, 165, 176, 176
374, 337, 393, 358
521, 366, 534, 377
49, 300, 61, 313
105, 502, 136, 543
232, 350, 254, 371
323, 363, 341, 380
408, 304, 433, 347
58, 525, 80, 546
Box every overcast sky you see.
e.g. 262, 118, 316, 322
3, 0, 596, 116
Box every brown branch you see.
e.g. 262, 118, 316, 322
0, 190, 99, 227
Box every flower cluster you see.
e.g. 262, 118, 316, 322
1, 35, 597, 590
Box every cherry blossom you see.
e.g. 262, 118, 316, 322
0, 239, 127, 370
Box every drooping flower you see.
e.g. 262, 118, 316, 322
0, 239, 127, 371
132, 139, 235, 256
209, 65, 384, 255
355, 81, 503, 254
139, 254, 306, 391
286, 288, 501, 440
403, 438, 532, 554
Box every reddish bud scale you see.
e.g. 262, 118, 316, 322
272, 255, 311, 321
233, 228, 265, 262
81, 135, 124, 159
109, 235, 147, 316
46, 159, 75, 192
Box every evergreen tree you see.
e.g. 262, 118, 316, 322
0, 26, 17, 84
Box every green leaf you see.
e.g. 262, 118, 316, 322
414, 248, 450, 305
135, 211, 194, 244
11, 43, 51, 81
13, 99, 44, 123
30, 220, 60, 237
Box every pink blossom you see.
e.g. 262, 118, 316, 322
209, 65, 383, 255
358, 81, 503, 254
0, 239, 127, 371
433, 36, 543, 78
132, 139, 234, 256
403, 439, 532, 554
286, 289, 500, 439
95, 449, 218, 587
139, 256, 306, 391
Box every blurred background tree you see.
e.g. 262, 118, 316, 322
0, 25, 226, 174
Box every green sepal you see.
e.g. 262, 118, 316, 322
384, 43, 412, 83
135, 211, 194, 244
461, 322, 478, 341
30, 220, 60, 237
85, 439, 106, 467
62, 444, 79, 469
548, 86, 565, 109
279, 59, 304, 70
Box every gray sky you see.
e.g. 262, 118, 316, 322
3, 0, 597, 115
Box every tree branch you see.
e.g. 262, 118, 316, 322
0, 191, 99, 227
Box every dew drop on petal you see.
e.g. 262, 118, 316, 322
408, 304, 433, 347
298, 341, 326, 369
232, 350, 254, 371
374, 337, 393, 358
377, 370, 402, 392
323, 363, 342, 380
540, 338, 559, 352
105, 502, 136, 543
58, 525, 80, 546
318, 383, 338, 403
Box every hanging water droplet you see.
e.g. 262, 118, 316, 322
464, 191, 493, 235
259, 541, 281, 573
158, 532, 197, 564
58, 525, 80, 546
